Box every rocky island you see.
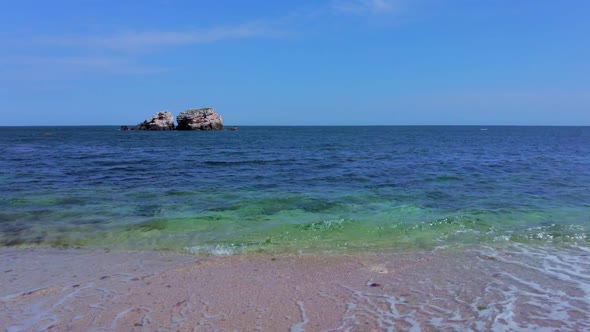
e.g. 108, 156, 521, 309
176, 108, 223, 131
123, 107, 224, 131
134, 111, 175, 131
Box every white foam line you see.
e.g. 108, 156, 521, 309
337, 284, 425, 331
105, 306, 152, 331
88, 303, 106, 310
5, 284, 92, 332
498, 248, 590, 303
109, 307, 133, 331
290, 301, 309, 332
385, 296, 420, 332
193, 309, 225, 331
1, 286, 57, 302
477, 245, 590, 330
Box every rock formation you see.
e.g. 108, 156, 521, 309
176, 108, 223, 131
134, 111, 175, 131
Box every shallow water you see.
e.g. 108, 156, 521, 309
0, 126, 589, 253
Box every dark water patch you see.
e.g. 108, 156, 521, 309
74, 218, 110, 225
9, 196, 85, 207
436, 175, 463, 181
0, 213, 33, 223
135, 205, 164, 217
164, 190, 195, 196
0, 222, 40, 246
0, 222, 30, 234
127, 219, 169, 232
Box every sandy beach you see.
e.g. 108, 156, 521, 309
2, 245, 589, 331
2, 0, 590, 329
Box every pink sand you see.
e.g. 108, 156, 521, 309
1, 245, 589, 331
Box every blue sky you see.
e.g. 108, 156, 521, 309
0, 0, 589, 125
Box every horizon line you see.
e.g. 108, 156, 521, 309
2, 124, 590, 128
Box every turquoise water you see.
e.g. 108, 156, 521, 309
1, 126, 589, 254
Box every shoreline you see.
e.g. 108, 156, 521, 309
2, 245, 589, 331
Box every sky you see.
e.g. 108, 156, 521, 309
0, 0, 589, 126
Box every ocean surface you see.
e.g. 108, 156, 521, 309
1, 126, 589, 254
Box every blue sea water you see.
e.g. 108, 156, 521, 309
0, 126, 589, 254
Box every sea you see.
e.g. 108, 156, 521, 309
2, 125, 590, 330
0, 126, 589, 254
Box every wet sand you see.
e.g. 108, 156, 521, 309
1, 245, 589, 331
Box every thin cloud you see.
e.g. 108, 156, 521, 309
332, 0, 398, 15
3, 20, 284, 78
22, 2, 403, 58
3, 1, 409, 79
0, 56, 172, 75
38, 23, 282, 52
